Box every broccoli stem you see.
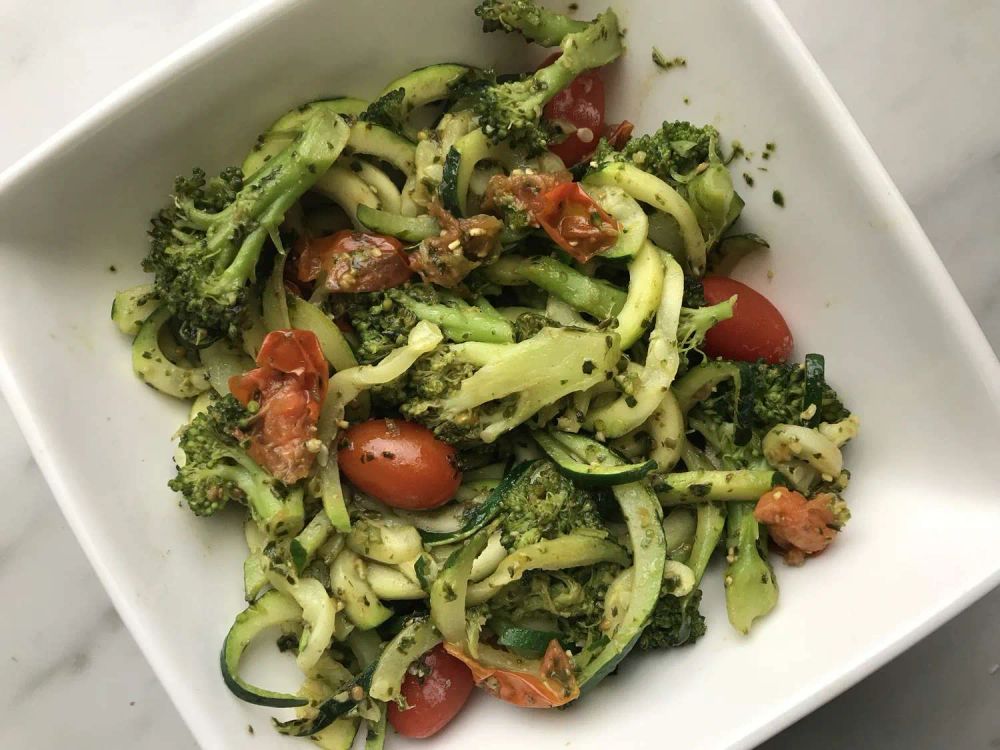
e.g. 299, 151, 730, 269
392, 290, 515, 343
675, 444, 727, 586
501, 255, 626, 319
724, 501, 779, 634
472, 10, 622, 151
210, 112, 346, 265
218, 461, 305, 538
653, 469, 777, 506
687, 502, 726, 585
535, 11, 622, 99
677, 297, 736, 355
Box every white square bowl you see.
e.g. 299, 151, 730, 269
2, 1, 999, 748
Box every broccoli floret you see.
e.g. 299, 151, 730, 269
337, 284, 517, 365
751, 363, 850, 428
637, 587, 707, 650
589, 120, 742, 248
591, 120, 720, 186
397, 326, 621, 445
471, 8, 623, 153
170, 395, 304, 537
512, 311, 560, 341
475, 0, 589, 47
370, 345, 480, 424
724, 501, 778, 634
498, 460, 605, 549
395, 347, 487, 444
694, 361, 850, 434
393, 285, 515, 344
333, 292, 419, 365
687, 390, 779, 634
360, 88, 406, 132
488, 562, 621, 651
689, 408, 768, 472
145, 112, 345, 347
677, 297, 735, 358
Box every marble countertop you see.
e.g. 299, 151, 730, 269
2, 1, 998, 747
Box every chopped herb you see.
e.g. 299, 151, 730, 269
652, 48, 687, 71
743, 172, 755, 187
568, 1, 578, 8
772, 190, 785, 207
683, 96, 690, 105
108, 265, 117, 272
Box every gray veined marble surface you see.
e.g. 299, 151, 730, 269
1, 0, 998, 748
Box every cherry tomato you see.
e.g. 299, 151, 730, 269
228, 329, 329, 483
535, 182, 619, 262
754, 487, 842, 566
443, 640, 579, 709
296, 230, 411, 292
541, 53, 606, 166
701, 277, 793, 363
387, 645, 474, 738
338, 419, 461, 509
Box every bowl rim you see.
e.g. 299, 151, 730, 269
1, 1, 998, 748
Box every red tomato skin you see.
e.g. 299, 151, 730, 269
702, 277, 793, 364
227, 329, 330, 483
338, 420, 461, 509
535, 182, 619, 262
540, 53, 606, 166
387, 645, 474, 738
296, 231, 411, 292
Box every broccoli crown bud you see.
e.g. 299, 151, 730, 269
469, 7, 622, 153
144, 167, 252, 346
476, 0, 592, 47
488, 562, 622, 651
360, 88, 406, 132
144, 113, 345, 347
169, 395, 291, 523
637, 587, 707, 650
512, 311, 560, 341
333, 291, 420, 364
751, 363, 850, 427
472, 78, 558, 154
590, 120, 721, 187
496, 460, 606, 549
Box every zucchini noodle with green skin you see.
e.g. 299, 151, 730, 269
109, 0, 862, 745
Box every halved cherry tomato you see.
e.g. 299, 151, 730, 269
535, 182, 619, 262
296, 230, 411, 293
228, 329, 328, 483
387, 645, 474, 738
702, 276, 793, 364
754, 487, 842, 566
541, 53, 606, 167
443, 640, 579, 708
338, 419, 461, 509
